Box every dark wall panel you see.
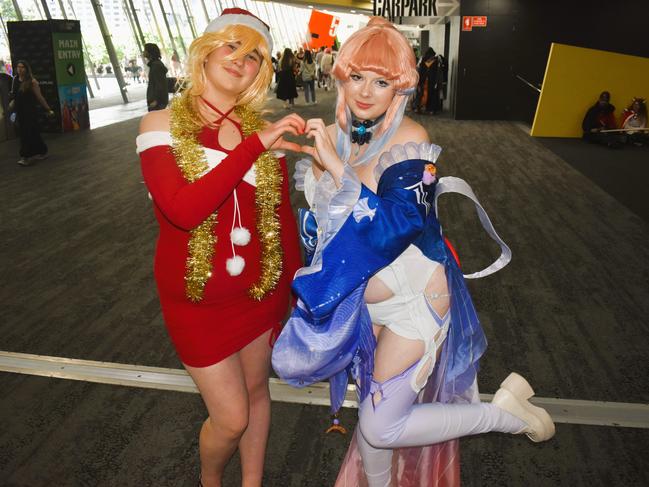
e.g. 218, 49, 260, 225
456, 0, 649, 121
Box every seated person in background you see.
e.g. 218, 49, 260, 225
582, 91, 622, 148
620, 97, 648, 146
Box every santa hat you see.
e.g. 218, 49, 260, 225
204, 8, 273, 52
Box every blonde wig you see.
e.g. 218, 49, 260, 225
180, 24, 273, 126
332, 17, 417, 136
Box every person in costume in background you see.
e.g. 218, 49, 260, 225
413, 47, 440, 114
582, 91, 622, 148
620, 97, 648, 146
272, 17, 555, 487
136, 9, 303, 487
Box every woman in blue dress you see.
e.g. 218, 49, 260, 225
273, 17, 555, 486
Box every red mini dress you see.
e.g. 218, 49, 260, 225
138, 119, 302, 367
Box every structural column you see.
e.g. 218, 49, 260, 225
168, 0, 188, 55
128, 0, 147, 47
180, 0, 197, 38
39, 0, 51, 19
90, 0, 129, 103
157, 0, 179, 57
123, 0, 143, 54
11, 0, 23, 21
147, 0, 168, 51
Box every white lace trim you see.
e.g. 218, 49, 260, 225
295, 165, 361, 278
374, 142, 442, 183
294, 158, 316, 208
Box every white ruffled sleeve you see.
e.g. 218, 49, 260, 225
296, 165, 362, 278
374, 142, 442, 183
294, 157, 317, 208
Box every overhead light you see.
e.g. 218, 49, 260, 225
350, 10, 356, 13
308, 5, 313, 8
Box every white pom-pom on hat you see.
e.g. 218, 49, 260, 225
230, 227, 251, 246
226, 255, 245, 276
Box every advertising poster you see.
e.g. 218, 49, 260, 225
7, 20, 87, 132
58, 84, 89, 131
52, 31, 89, 131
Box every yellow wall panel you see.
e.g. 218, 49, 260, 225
531, 43, 649, 138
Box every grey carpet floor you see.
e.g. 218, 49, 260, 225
538, 136, 649, 223
1, 89, 648, 485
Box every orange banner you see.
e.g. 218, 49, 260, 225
308, 10, 339, 49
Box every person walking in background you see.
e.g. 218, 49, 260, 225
276, 47, 297, 108
300, 50, 317, 105
271, 52, 280, 89
294, 47, 305, 90
9, 60, 54, 166
170, 49, 182, 77
144, 43, 169, 112
315, 46, 325, 87
319, 47, 334, 91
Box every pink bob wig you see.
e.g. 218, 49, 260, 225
332, 17, 417, 136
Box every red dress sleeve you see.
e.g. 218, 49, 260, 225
139, 133, 266, 230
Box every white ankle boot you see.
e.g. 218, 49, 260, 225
500, 372, 535, 400
492, 373, 555, 442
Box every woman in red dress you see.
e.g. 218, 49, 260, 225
136, 9, 304, 486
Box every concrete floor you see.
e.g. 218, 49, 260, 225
1, 88, 648, 486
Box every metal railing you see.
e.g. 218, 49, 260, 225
515, 74, 541, 93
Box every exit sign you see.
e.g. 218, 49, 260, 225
473, 16, 487, 27
462, 15, 488, 31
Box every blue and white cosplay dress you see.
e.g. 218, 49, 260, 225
272, 137, 511, 485
272, 142, 511, 411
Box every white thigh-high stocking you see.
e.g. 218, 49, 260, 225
356, 363, 526, 481
356, 427, 393, 487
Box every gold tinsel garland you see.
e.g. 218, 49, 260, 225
235, 104, 284, 300
169, 96, 283, 302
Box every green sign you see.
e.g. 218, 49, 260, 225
52, 32, 85, 85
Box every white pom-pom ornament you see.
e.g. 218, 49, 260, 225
226, 255, 245, 276
230, 227, 251, 246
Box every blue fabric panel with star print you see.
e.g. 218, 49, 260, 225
293, 160, 435, 319
272, 159, 437, 411
273, 156, 494, 413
